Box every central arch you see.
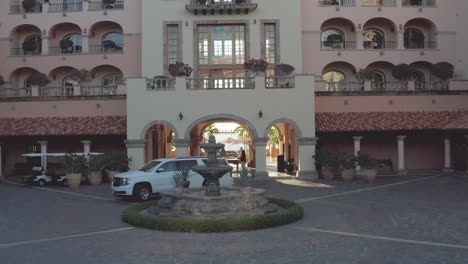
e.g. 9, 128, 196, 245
184, 114, 259, 140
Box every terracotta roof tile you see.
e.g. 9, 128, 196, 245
316, 111, 468, 132
0, 116, 126, 136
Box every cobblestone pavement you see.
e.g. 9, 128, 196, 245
2, 173, 468, 264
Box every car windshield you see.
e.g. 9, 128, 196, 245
139, 161, 161, 172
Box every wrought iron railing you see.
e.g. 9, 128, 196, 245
147, 77, 175, 90
372, 81, 408, 91
188, 0, 254, 6
39, 87, 74, 97
10, 4, 42, 14
49, 46, 83, 55
326, 82, 364, 92
265, 76, 295, 89
186, 77, 254, 90
10, 48, 41, 56
321, 41, 357, 49
81, 86, 118, 96
361, 0, 396, 6
89, 45, 123, 54
319, 0, 356, 6
363, 41, 397, 49
0, 88, 31, 98
48, 3, 83, 12
404, 41, 437, 49
88, 1, 124, 10
416, 81, 449, 91
402, 0, 436, 7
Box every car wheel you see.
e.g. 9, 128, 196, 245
37, 179, 46, 187
134, 184, 151, 202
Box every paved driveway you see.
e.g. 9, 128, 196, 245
1, 173, 468, 264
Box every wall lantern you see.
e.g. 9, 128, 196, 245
258, 110, 263, 118
179, 112, 184, 120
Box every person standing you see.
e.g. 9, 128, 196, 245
239, 147, 247, 169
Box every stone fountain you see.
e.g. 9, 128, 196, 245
146, 136, 278, 218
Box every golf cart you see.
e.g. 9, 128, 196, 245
21, 153, 102, 187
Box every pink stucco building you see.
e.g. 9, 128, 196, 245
0, 0, 467, 178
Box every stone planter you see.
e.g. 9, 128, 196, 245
87, 171, 102, 185
340, 168, 355, 182
363, 168, 377, 184
321, 166, 336, 180
66, 173, 82, 189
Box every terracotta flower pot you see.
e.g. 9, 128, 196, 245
182, 180, 190, 189
364, 169, 377, 184
88, 171, 102, 185
66, 173, 82, 189
340, 168, 355, 182
321, 166, 336, 180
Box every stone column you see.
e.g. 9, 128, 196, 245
397, 31, 405, 49
284, 124, 290, 161
353, 136, 363, 170
41, 36, 49, 55
81, 140, 91, 161
443, 137, 453, 172
397, 136, 407, 175
254, 138, 269, 180
81, 35, 89, 54
125, 139, 146, 170
175, 139, 189, 157
278, 138, 284, 156
190, 138, 201, 156
38, 141, 48, 170
42, 2, 49, 13
297, 137, 318, 180
356, 30, 364, 50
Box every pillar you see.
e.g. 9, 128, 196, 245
42, 2, 49, 13
297, 137, 318, 180
397, 30, 405, 49
397, 136, 407, 175
356, 30, 364, 50
41, 36, 49, 55
254, 138, 269, 180
126, 139, 146, 170
81, 140, 91, 161
175, 139, 189, 157
353, 136, 363, 170
279, 138, 284, 155
82, 35, 89, 53
444, 137, 453, 172
38, 141, 48, 170
284, 124, 290, 161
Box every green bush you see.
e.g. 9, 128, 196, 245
101, 152, 131, 172
392, 64, 412, 81
122, 198, 304, 233
29, 72, 50, 87
355, 68, 374, 82
22, 38, 37, 52
22, 0, 36, 12
432, 62, 454, 81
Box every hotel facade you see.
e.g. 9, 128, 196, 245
1, 0, 468, 179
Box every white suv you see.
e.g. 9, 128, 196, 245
111, 157, 233, 201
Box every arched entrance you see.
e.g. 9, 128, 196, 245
142, 121, 178, 162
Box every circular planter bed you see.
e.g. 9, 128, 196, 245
122, 198, 304, 233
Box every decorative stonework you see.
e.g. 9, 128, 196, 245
125, 139, 146, 148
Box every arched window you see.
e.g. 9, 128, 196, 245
101, 73, 122, 95
62, 34, 82, 53
323, 71, 346, 91
22, 35, 42, 55
321, 29, 344, 49
63, 77, 76, 96
371, 71, 385, 90
411, 70, 425, 90
404, 29, 425, 49
102, 32, 123, 51
363, 29, 385, 49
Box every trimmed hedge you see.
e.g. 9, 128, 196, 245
122, 198, 304, 233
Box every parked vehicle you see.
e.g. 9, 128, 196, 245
111, 157, 234, 201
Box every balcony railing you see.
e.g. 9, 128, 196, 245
265, 76, 295, 89
402, 0, 436, 7
319, 0, 356, 6
88, 1, 124, 10
326, 82, 363, 92
10, 5, 42, 14
362, 0, 396, 7
363, 41, 397, 49
186, 77, 254, 90
405, 41, 437, 49
416, 81, 449, 91
48, 3, 83, 13
89, 45, 123, 54
186, 0, 258, 15
147, 77, 175, 90
49, 46, 82, 55
81, 86, 118, 96
0, 88, 31, 98
372, 82, 408, 91
39, 87, 74, 97
10, 48, 42, 56
321, 41, 357, 50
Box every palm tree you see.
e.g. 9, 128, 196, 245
205, 124, 219, 136
234, 125, 255, 165
268, 127, 280, 146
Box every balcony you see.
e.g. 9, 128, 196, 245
0, 85, 124, 99
319, 0, 356, 6
48, 46, 82, 55
361, 0, 397, 7
88, 1, 124, 11
402, 0, 436, 7
10, 4, 42, 14
316, 80, 453, 94
185, 77, 255, 89
10, 48, 41, 56
48, 3, 83, 13
186, 0, 258, 15
321, 41, 357, 50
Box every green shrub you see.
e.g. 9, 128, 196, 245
355, 68, 374, 82
29, 72, 50, 87
432, 62, 454, 81
22, 0, 36, 12
22, 38, 37, 52
101, 152, 131, 172
65, 154, 87, 174
122, 198, 304, 233
392, 63, 412, 81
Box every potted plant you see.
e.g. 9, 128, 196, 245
87, 155, 104, 185
392, 63, 412, 82
29, 72, 50, 87
315, 150, 339, 180
22, 38, 38, 54
69, 69, 90, 85
65, 154, 87, 189
168, 62, 193, 77
432, 62, 454, 81
172, 168, 193, 189
60, 39, 74, 53
244, 58, 269, 75
102, 40, 116, 51
337, 153, 355, 182
22, 0, 36, 12
276, 63, 295, 76
101, 152, 131, 182
355, 152, 378, 184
